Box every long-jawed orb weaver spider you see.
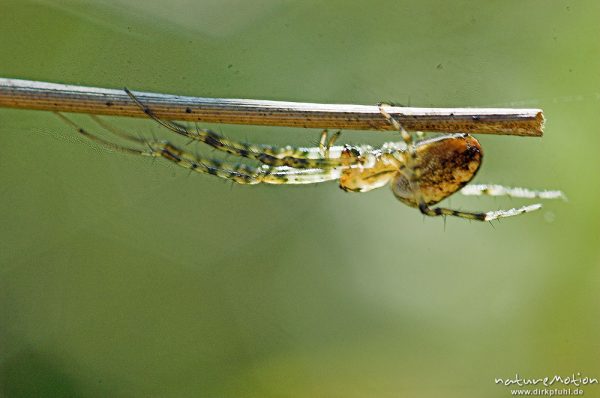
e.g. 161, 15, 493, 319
55, 90, 564, 222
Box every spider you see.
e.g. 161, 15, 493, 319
56, 90, 564, 221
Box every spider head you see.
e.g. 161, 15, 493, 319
392, 134, 482, 207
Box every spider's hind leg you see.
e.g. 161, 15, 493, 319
460, 184, 566, 201
417, 202, 543, 221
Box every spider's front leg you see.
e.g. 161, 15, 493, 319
124, 88, 357, 170
460, 184, 566, 201
58, 113, 346, 185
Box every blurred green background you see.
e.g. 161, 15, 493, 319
1, 1, 599, 397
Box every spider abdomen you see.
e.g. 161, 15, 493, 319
392, 134, 482, 207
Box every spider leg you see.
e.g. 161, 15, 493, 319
58, 113, 342, 185
262, 166, 343, 185
318, 129, 328, 156
89, 115, 145, 145
378, 103, 428, 206
378, 103, 421, 181
460, 184, 566, 200
417, 202, 543, 221
124, 88, 358, 169
378, 103, 414, 146
55, 113, 151, 157
152, 144, 343, 185
427, 183, 566, 220
319, 129, 341, 157
150, 144, 342, 185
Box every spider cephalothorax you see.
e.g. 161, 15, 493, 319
56, 91, 564, 222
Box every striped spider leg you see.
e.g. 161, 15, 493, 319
459, 184, 566, 201
371, 104, 564, 221
124, 88, 361, 171
56, 113, 347, 185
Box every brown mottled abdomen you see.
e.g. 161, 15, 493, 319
392, 134, 482, 207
